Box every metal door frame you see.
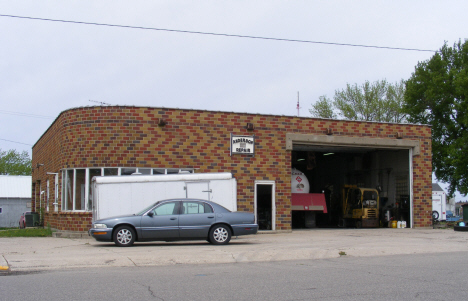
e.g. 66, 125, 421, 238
254, 180, 276, 231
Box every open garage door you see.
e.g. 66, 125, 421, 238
287, 134, 418, 229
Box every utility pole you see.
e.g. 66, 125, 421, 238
296, 92, 301, 117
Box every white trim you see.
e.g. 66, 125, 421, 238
93, 172, 232, 184
254, 180, 276, 231
54, 174, 58, 212
286, 133, 421, 155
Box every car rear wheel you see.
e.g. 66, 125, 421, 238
113, 226, 136, 247
209, 225, 231, 245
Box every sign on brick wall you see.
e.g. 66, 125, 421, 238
230, 134, 255, 156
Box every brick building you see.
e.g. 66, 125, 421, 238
32, 106, 432, 232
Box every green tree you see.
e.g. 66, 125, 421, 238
310, 80, 407, 123
0, 149, 32, 175
309, 95, 336, 119
404, 40, 468, 196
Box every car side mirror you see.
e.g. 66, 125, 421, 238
147, 211, 154, 217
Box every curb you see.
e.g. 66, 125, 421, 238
52, 231, 89, 239
0, 255, 10, 275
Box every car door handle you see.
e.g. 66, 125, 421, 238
170, 217, 177, 220
207, 216, 215, 218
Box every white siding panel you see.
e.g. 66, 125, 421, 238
0, 175, 32, 198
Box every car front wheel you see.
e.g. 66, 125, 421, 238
209, 225, 232, 245
113, 226, 136, 247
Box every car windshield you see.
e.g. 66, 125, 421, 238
135, 201, 159, 215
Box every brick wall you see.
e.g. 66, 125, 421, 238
32, 106, 432, 231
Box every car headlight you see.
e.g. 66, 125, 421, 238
93, 223, 107, 229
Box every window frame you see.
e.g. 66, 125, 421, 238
181, 201, 213, 215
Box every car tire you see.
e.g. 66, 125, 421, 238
209, 224, 232, 245
113, 226, 136, 247
432, 211, 439, 220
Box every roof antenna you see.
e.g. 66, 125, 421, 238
89, 99, 112, 106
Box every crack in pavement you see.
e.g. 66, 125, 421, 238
127, 257, 137, 266
132, 279, 165, 300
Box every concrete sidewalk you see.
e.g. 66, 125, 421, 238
1, 228, 467, 273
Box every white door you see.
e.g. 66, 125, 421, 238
186, 182, 210, 200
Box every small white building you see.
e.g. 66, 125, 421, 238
0, 175, 31, 228
432, 183, 447, 221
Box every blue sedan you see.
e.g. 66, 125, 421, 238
89, 199, 258, 246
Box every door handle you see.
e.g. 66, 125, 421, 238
170, 217, 177, 220
207, 216, 215, 218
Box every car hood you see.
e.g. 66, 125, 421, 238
94, 214, 142, 225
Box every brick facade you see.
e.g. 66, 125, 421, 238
32, 106, 432, 231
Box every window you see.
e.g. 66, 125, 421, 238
182, 202, 213, 214
104, 168, 118, 176
121, 168, 137, 175
88, 169, 101, 210
75, 169, 86, 210
153, 202, 178, 216
65, 170, 74, 210
153, 169, 166, 175
167, 168, 180, 174
61, 167, 195, 211
138, 168, 151, 175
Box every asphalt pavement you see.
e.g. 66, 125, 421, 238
1, 228, 467, 274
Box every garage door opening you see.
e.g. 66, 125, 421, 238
255, 182, 275, 231
290, 147, 411, 229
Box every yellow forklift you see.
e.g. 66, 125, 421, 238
341, 185, 379, 228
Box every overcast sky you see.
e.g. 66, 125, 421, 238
1, 1, 467, 199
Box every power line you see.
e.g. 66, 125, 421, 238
0, 110, 55, 119
0, 138, 33, 146
0, 14, 437, 52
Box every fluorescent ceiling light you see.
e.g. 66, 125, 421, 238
323, 153, 334, 156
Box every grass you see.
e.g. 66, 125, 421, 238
0, 227, 53, 237
433, 220, 461, 229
